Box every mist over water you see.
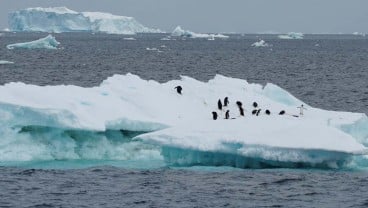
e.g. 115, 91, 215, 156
0, 33, 368, 207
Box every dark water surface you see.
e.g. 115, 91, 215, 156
1, 33, 368, 207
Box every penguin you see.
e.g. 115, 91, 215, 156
236, 101, 242, 107
224, 97, 229, 107
265, 109, 271, 115
217, 99, 223, 111
279, 110, 285, 115
212, 111, 218, 120
253, 102, 258, 108
252, 109, 258, 115
225, 110, 230, 119
256, 109, 261, 116
239, 107, 245, 116
174, 86, 182, 94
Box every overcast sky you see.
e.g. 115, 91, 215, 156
1, 0, 367, 33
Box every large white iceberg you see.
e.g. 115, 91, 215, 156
171, 26, 229, 39
0, 74, 367, 168
8, 7, 162, 34
278, 32, 304, 39
6, 34, 60, 49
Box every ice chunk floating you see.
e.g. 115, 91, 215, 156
8, 7, 162, 34
6, 34, 60, 49
0, 74, 367, 169
251, 39, 269, 47
0, 60, 14, 64
171, 26, 229, 39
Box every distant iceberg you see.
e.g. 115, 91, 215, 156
353, 32, 366, 37
0, 73, 367, 168
0, 60, 14, 64
278, 32, 304, 39
7, 34, 60, 49
171, 26, 229, 39
8, 7, 162, 34
251, 39, 269, 47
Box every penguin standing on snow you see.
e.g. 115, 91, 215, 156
212, 111, 218, 120
174, 86, 182, 94
224, 97, 229, 107
236, 101, 244, 116
217, 99, 223, 111
265, 109, 271, 115
256, 109, 262, 116
252, 109, 258, 115
253, 102, 258, 108
279, 110, 285, 115
225, 110, 230, 119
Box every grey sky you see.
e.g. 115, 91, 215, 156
0, 0, 367, 33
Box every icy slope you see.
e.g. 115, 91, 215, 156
8, 7, 161, 34
171, 26, 229, 39
6, 34, 60, 49
0, 74, 367, 168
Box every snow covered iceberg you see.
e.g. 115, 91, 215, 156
171, 26, 229, 39
278, 32, 304, 39
8, 7, 162, 34
0, 74, 367, 168
6, 34, 60, 49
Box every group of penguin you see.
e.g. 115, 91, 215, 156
212, 98, 286, 120
174, 85, 286, 121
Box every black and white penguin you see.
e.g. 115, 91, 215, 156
265, 109, 271, 115
239, 107, 245, 116
253, 102, 258, 108
174, 86, 182, 94
225, 110, 230, 119
236, 101, 242, 107
252, 109, 258, 115
218, 99, 223, 111
279, 110, 285, 115
256, 109, 261, 116
224, 97, 229, 107
212, 111, 218, 120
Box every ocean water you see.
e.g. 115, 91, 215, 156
0, 33, 368, 207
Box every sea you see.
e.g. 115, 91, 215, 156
0, 32, 368, 207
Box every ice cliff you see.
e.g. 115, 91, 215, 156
8, 7, 162, 34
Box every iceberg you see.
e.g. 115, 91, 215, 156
353, 32, 366, 37
278, 32, 304, 39
6, 34, 60, 49
8, 7, 162, 34
251, 39, 269, 47
171, 26, 229, 39
0, 74, 367, 168
0, 60, 14, 64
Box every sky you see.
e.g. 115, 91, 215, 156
0, 0, 367, 33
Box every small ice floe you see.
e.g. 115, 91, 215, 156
6, 34, 60, 49
124, 37, 136, 40
278, 32, 304, 39
251, 39, 270, 47
0, 60, 14, 65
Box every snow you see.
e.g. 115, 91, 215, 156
0, 60, 14, 64
278, 32, 304, 39
8, 7, 162, 34
171, 26, 229, 39
6, 34, 60, 50
0, 74, 367, 167
251, 39, 269, 47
